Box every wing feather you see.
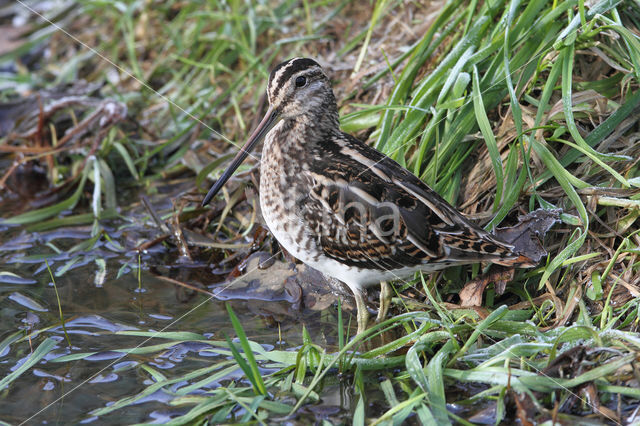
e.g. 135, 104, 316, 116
299, 131, 527, 270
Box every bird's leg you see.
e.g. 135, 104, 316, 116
353, 291, 370, 335
376, 281, 392, 323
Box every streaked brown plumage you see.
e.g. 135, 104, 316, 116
203, 57, 536, 333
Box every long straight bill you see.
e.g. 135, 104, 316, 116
202, 107, 279, 206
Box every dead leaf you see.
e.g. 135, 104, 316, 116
494, 208, 562, 263
459, 269, 515, 307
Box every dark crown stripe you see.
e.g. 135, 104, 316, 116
269, 58, 321, 100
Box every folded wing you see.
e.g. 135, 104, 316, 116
298, 131, 534, 272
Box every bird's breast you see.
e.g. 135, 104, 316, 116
259, 125, 318, 263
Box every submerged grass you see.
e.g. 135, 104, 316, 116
1, 0, 639, 424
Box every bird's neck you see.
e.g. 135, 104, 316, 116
267, 109, 339, 155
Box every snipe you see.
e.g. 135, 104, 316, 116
203, 58, 536, 334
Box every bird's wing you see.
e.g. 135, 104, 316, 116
297, 132, 533, 272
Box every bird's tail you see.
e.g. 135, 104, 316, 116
492, 254, 538, 268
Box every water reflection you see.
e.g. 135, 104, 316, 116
0, 222, 353, 423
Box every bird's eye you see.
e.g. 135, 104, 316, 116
295, 76, 307, 87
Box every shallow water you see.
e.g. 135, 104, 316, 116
0, 182, 360, 423
0, 254, 354, 423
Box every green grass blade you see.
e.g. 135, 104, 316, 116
449, 305, 509, 365
1, 162, 90, 225
0, 338, 57, 390
425, 340, 456, 425
226, 303, 267, 396
560, 44, 630, 186
472, 65, 504, 210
